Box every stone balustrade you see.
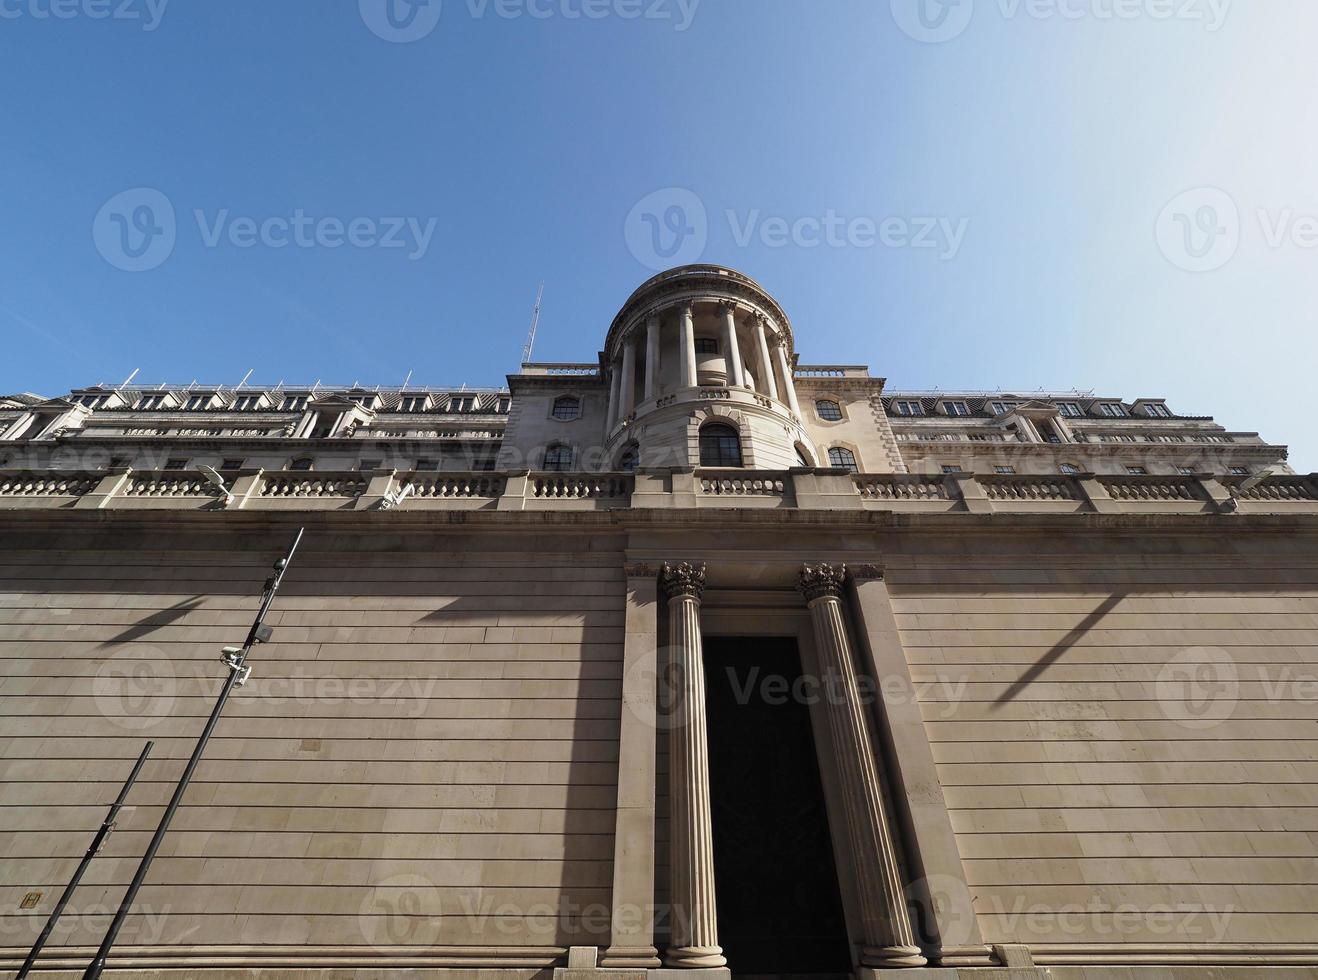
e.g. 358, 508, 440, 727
1, 467, 1317, 516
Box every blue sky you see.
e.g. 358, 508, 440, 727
2, 0, 1315, 467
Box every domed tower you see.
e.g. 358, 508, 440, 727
601, 265, 815, 471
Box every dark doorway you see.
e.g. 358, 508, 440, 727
704, 636, 853, 979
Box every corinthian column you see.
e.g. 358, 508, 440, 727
678, 305, 698, 389
718, 302, 746, 388
798, 563, 926, 970
773, 334, 802, 417
751, 314, 779, 401
660, 562, 725, 970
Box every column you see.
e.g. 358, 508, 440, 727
620, 338, 637, 419
606, 359, 622, 433
773, 334, 802, 417
678, 305, 698, 389
718, 302, 746, 388
661, 562, 725, 970
798, 563, 926, 970
602, 563, 663, 970
644, 314, 661, 401
752, 315, 779, 401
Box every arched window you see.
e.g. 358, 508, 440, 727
552, 396, 582, 421
543, 445, 573, 471
700, 424, 743, 468
618, 446, 639, 472
828, 447, 858, 473
816, 400, 843, 422
290, 457, 314, 472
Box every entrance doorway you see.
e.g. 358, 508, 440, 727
703, 636, 853, 979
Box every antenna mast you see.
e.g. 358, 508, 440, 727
521, 282, 544, 366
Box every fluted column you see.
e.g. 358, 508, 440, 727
606, 359, 623, 433
620, 337, 637, 419
661, 562, 725, 970
718, 302, 746, 388
644, 314, 661, 401
678, 305, 698, 389
773, 334, 802, 416
799, 563, 926, 970
752, 314, 779, 401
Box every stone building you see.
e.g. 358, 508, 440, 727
1, 265, 1316, 980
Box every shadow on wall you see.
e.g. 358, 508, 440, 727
96, 595, 206, 648
991, 593, 1127, 709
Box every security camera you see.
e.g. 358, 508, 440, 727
199, 465, 235, 506
380, 482, 416, 511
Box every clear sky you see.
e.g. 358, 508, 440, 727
3, 0, 1315, 468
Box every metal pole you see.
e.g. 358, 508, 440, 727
81, 528, 304, 980
16, 742, 154, 980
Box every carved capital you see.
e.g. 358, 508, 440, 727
716, 300, 739, 318
851, 564, 885, 582
798, 562, 847, 602
661, 562, 706, 602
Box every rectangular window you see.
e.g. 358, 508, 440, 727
138, 394, 167, 410
893, 400, 923, 417
1229, 466, 1251, 476
164, 458, 188, 471
220, 459, 244, 471
348, 394, 376, 409
450, 397, 475, 413
943, 401, 970, 416
108, 457, 129, 469
497, 397, 511, 413
185, 395, 212, 411
1143, 404, 1172, 418
358, 459, 382, 471
401, 396, 429, 413
1177, 467, 1195, 475
233, 395, 263, 411
1060, 463, 1081, 476
995, 466, 1016, 475
1127, 466, 1148, 475
281, 395, 309, 412
1057, 402, 1083, 417
1099, 402, 1129, 417
941, 465, 964, 474
416, 459, 440, 471
694, 338, 719, 354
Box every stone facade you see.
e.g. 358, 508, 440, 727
1, 265, 1316, 979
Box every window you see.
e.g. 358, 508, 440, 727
1099, 402, 1129, 417
995, 466, 1016, 475
990, 401, 1022, 415
184, 395, 212, 411
137, 394, 167, 410
416, 459, 440, 471
941, 465, 964, 474
164, 458, 188, 471
1059, 463, 1081, 476
220, 459, 244, 471
699, 424, 743, 468
290, 458, 314, 471
543, 445, 573, 472
1177, 467, 1195, 476
347, 394, 377, 409
233, 395, 263, 411
827, 447, 858, 473
497, 397, 511, 414
618, 447, 639, 472
816, 400, 843, 422
450, 396, 476, 413
78, 394, 110, 408
1127, 466, 1148, 475
1229, 466, 1251, 476
694, 338, 718, 355
943, 401, 971, 417
474, 458, 497, 472
281, 395, 309, 412
1145, 404, 1173, 418
108, 457, 129, 469
551, 396, 582, 421
400, 396, 429, 413
358, 459, 382, 471
1057, 402, 1083, 418
892, 400, 924, 417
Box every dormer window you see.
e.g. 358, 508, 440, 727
400, 396, 429, 413
348, 394, 377, 409
1057, 402, 1083, 418
281, 395, 309, 412
552, 396, 582, 421
942, 401, 971, 417
989, 401, 1022, 415
497, 397, 511, 414
234, 395, 264, 411
1143, 403, 1173, 418
185, 394, 213, 411
1098, 402, 1129, 418
450, 396, 476, 413
816, 400, 843, 422
892, 400, 923, 417
77, 394, 111, 408
137, 394, 168, 410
